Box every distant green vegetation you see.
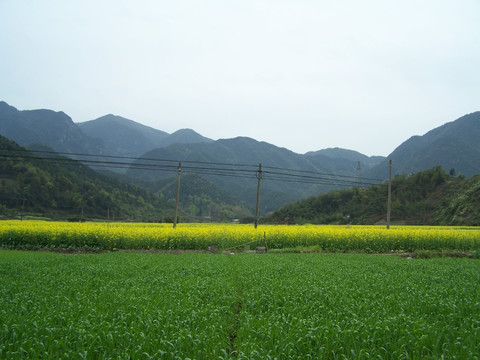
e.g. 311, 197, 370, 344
0, 136, 169, 221
264, 166, 480, 225
0, 136, 252, 222
1, 250, 479, 359
2, 134, 480, 225
3, 100, 480, 222
144, 173, 252, 222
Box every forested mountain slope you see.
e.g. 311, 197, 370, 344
78, 114, 212, 158
126, 137, 382, 213
263, 167, 480, 226
144, 173, 251, 222
368, 112, 480, 179
0, 101, 102, 154
306, 147, 385, 168
0, 136, 169, 221
0, 101, 212, 160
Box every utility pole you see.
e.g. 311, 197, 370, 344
356, 161, 363, 188
173, 162, 182, 229
254, 163, 262, 229
387, 159, 392, 229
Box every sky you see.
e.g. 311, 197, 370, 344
1, 1, 479, 156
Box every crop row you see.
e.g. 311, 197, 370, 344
1, 250, 479, 359
1, 220, 479, 252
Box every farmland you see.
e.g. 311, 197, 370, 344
1, 222, 479, 358
1, 221, 480, 253
1, 250, 479, 359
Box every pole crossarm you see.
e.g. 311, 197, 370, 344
173, 162, 182, 229
254, 163, 262, 229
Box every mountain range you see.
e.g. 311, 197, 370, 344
126, 138, 385, 213
78, 114, 212, 158
0, 101, 102, 155
367, 111, 480, 178
1, 100, 479, 216
264, 166, 480, 226
0, 101, 212, 159
0, 135, 170, 221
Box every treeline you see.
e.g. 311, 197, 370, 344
262, 166, 480, 226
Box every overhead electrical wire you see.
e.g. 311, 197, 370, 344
262, 164, 381, 182
0, 147, 390, 188
4, 148, 257, 169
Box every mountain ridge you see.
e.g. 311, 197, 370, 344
367, 111, 480, 179
0, 101, 382, 158
0, 101, 103, 154
77, 114, 212, 158
263, 166, 480, 226
0, 101, 214, 158
126, 136, 384, 213
0, 134, 170, 221
1, 100, 480, 216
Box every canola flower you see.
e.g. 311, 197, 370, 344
0, 220, 479, 252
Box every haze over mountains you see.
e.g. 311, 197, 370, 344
78, 114, 212, 158
0, 101, 212, 158
0, 101, 102, 154
368, 111, 480, 178
1, 100, 479, 214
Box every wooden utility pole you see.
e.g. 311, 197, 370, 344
173, 162, 182, 229
387, 159, 392, 229
254, 163, 262, 229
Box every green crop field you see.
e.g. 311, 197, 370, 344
1, 250, 479, 359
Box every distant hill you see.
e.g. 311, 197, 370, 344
77, 114, 169, 157
144, 173, 251, 222
306, 147, 385, 170
0, 101, 102, 154
368, 112, 480, 179
2, 100, 480, 219
167, 129, 212, 147
0, 101, 212, 160
0, 135, 170, 221
77, 115, 212, 158
126, 137, 380, 213
263, 166, 480, 226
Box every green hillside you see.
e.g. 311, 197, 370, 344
263, 166, 480, 226
368, 111, 480, 179
77, 114, 212, 158
143, 173, 252, 222
126, 137, 378, 213
0, 101, 102, 154
3, 133, 479, 226
0, 136, 169, 221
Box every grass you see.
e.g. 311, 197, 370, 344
1, 250, 479, 359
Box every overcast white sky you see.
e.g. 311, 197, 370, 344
1, 1, 479, 156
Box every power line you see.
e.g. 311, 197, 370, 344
0, 147, 446, 224
8, 148, 259, 169
262, 164, 382, 183
0, 147, 401, 189
262, 169, 381, 187
0, 149, 381, 186
1, 146, 449, 192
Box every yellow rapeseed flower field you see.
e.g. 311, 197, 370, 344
1, 220, 479, 252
